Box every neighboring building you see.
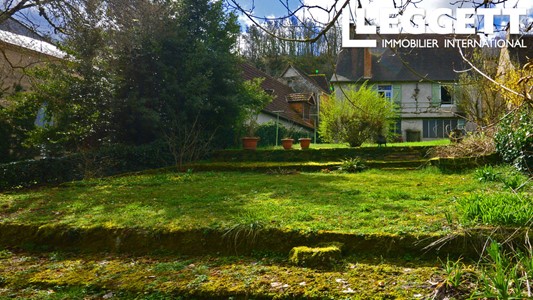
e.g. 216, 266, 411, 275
498, 34, 533, 74
331, 34, 469, 141
241, 63, 316, 135
278, 65, 332, 127
0, 18, 65, 101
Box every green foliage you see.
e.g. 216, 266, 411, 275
319, 83, 398, 147
116, 0, 243, 147
458, 192, 533, 226
25, 61, 115, 153
474, 165, 500, 182
23, 6, 116, 153
338, 157, 366, 173
474, 165, 528, 190
442, 257, 465, 288
236, 79, 274, 137
223, 213, 266, 253
0, 156, 83, 191
474, 242, 532, 299
213, 146, 429, 163
0, 93, 41, 162
495, 109, 533, 174
255, 121, 309, 146
0, 142, 173, 191
13, 0, 245, 155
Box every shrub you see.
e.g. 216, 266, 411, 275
495, 110, 533, 173
0, 141, 174, 191
474, 165, 500, 182
319, 83, 398, 147
338, 157, 366, 173
255, 121, 310, 146
0, 92, 42, 163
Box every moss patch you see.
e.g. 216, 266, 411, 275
288, 244, 342, 268
0, 250, 446, 299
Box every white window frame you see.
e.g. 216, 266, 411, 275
377, 85, 393, 102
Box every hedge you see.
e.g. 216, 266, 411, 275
211, 146, 432, 163
0, 141, 174, 191
255, 122, 312, 146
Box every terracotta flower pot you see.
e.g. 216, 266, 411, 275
242, 137, 260, 150
299, 138, 312, 149
281, 138, 294, 150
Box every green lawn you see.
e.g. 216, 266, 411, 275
0, 167, 490, 235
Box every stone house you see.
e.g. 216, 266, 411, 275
331, 34, 469, 141
0, 18, 65, 102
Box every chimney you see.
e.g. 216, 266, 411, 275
363, 48, 372, 79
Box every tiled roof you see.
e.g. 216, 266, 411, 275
332, 34, 470, 83
286, 93, 314, 103
241, 63, 314, 130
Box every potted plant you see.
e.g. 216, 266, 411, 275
299, 135, 312, 149
281, 125, 297, 150
238, 79, 274, 150
242, 117, 260, 150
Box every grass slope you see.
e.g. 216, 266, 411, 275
1, 168, 482, 235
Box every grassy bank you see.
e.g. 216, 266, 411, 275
1, 168, 484, 235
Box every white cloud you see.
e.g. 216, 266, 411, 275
238, 14, 254, 28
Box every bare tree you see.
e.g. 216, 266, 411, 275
162, 113, 218, 171
0, 0, 87, 35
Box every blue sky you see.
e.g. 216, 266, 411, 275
233, 0, 533, 34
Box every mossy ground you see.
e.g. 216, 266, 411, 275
0, 249, 452, 299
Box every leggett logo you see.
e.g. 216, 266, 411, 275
342, 5, 528, 48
